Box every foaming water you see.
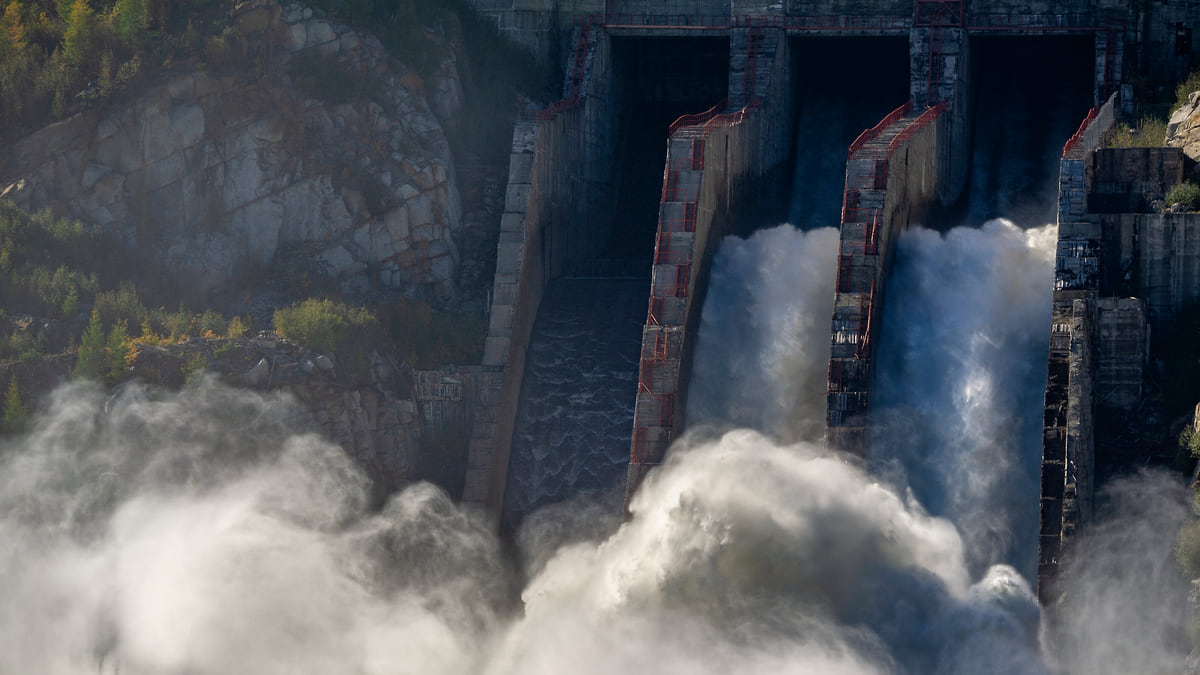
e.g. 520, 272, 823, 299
0, 222, 1188, 673
871, 220, 1057, 579
686, 225, 839, 442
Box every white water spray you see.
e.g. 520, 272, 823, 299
0, 222, 1189, 674
871, 219, 1057, 579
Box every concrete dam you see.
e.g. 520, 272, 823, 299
460, 0, 1198, 608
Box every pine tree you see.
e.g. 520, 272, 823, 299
2, 376, 28, 433
110, 0, 146, 48
74, 309, 105, 380
0, 1, 29, 60
105, 319, 129, 383
61, 0, 96, 67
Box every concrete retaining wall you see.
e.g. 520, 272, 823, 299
1100, 213, 1200, 325
1038, 93, 1116, 605
825, 103, 950, 456
624, 28, 793, 505
463, 25, 621, 512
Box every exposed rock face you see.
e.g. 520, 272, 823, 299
1167, 90, 1200, 168
0, 0, 463, 300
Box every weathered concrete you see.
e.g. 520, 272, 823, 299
467, 3, 1146, 518
463, 1, 1185, 103
1095, 297, 1146, 410
1036, 90, 1118, 605
462, 22, 620, 512
1090, 147, 1188, 213
825, 102, 952, 456
623, 27, 793, 504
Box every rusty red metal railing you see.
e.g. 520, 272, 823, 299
848, 101, 913, 156
669, 99, 729, 137
654, 232, 693, 266
887, 100, 948, 156
1061, 106, 1099, 158
856, 280, 876, 359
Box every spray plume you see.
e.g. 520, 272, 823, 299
0, 220, 1188, 674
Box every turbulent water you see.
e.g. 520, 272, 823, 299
0, 228, 1191, 672
502, 278, 645, 523
870, 221, 1058, 581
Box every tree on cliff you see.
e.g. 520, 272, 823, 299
110, 0, 147, 48
74, 309, 106, 380
0, 1, 28, 59
1, 376, 27, 433
61, 0, 97, 67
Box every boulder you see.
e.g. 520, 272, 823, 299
1167, 90, 1200, 163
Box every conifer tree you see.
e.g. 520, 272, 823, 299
2, 376, 27, 433
0, 1, 29, 60
111, 0, 146, 48
74, 309, 105, 380
106, 319, 129, 383
61, 0, 96, 67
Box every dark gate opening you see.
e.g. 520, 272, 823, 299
785, 36, 910, 233
598, 36, 729, 272
955, 35, 1096, 228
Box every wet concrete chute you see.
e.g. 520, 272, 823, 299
500, 35, 729, 526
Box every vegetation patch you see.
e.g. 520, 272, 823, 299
1166, 181, 1200, 212
273, 297, 383, 372
1175, 67, 1200, 112
1104, 116, 1169, 148
0, 0, 235, 140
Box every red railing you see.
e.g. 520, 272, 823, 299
856, 281, 876, 359
1061, 106, 1099, 158
669, 100, 728, 137
654, 232, 693, 266
848, 101, 913, 156
887, 100, 947, 156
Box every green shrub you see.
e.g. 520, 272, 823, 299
1104, 117, 1169, 148
1167, 181, 1200, 212
1176, 68, 1200, 112
273, 298, 383, 358
226, 315, 247, 338
181, 350, 208, 381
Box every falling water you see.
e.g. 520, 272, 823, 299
870, 220, 1057, 580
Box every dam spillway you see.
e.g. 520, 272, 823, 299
461, 1, 1185, 608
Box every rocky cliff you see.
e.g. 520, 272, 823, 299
1168, 90, 1200, 172
0, 0, 465, 303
